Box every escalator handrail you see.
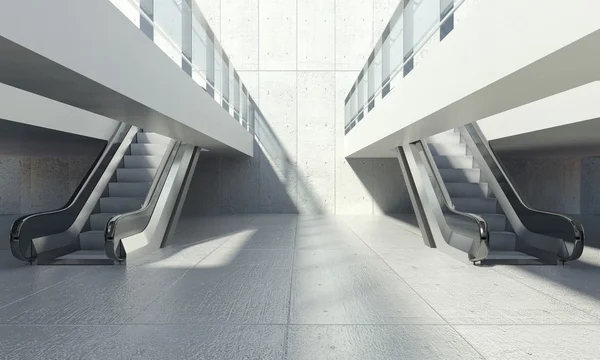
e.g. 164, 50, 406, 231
462, 123, 584, 262
415, 140, 490, 262
9, 123, 136, 262
104, 139, 181, 262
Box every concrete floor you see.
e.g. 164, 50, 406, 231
2, 215, 600, 359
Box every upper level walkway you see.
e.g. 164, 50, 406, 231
344, 0, 600, 158
0, 0, 254, 156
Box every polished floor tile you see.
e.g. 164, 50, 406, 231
0, 266, 188, 325
88, 324, 286, 360
291, 249, 444, 324
0, 325, 118, 359
493, 264, 600, 319
197, 248, 294, 268
286, 325, 482, 360
220, 225, 296, 249
402, 267, 599, 325
3, 215, 600, 359
0, 251, 94, 309
132, 265, 292, 324
455, 325, 600, 360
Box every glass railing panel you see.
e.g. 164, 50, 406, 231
154, 0, 183, 66
110, 0, 256, 134
222, 55, 230, 111
344, 0, 466, 134
241, 85, 249, 128
233, 71, 241, 121
411, 0, 440, 54
214, 48, 223, 106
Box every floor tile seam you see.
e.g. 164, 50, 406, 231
445, 323, 487, 360
339, 218, 486, 360
0, 266, 100, 312
120, 244, 228, 323
343, 220, 455, 326
490, 267, 600, 323
385, 217, 423, 237
283, 216, 299, 359
2, 322, 599, 327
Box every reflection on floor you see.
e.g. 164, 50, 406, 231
2, 214, 600, 359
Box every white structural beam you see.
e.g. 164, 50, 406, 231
0, 83, 119, 141
345, 0, 600, 158
0, 0, 253, 157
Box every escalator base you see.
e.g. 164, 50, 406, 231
38, 250, 115, 265
478, 251, 555, 266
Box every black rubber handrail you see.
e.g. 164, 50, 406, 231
413, 140, 490, 262
104, 139, 181, 262
9, 123, 134, 263
462, 123, 584, 263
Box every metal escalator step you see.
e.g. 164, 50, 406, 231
130, 143, 169, 155
116, 168, 156, 182
479, 213, 507, 231
439, 168, 480, 183
136, 132, 171, 144
446, 182, 489, 197
53, 250, 113, 265
79, 230, 105, 250
89, 213, 119, 231
108, 182, 151, 197
485, 250, 541, 264
428, 142, 467, 156
433, 155, 474, 169
123, 155, 162, 168
490, 231, 517, 251
452, 197, 498, 213
99, 197, 144, 213
428, 132, 461, 144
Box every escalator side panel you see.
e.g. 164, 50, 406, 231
161, 147, 201, 248
396, 144, 486, 264
396, 146, 436, 248
114, 144, 199, 261
458, 124, 577, 263
10, 124, 137, 263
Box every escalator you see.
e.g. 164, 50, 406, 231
398, 123, 584, 265
9, 123, 200, 265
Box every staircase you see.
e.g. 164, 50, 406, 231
57, 131, 170, 263
427, 129, 536, 262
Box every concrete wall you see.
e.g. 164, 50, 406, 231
182, 0, 413, 215
0, 156, 98, 215
0, 121, 104, 215
499, 154, 600, 216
